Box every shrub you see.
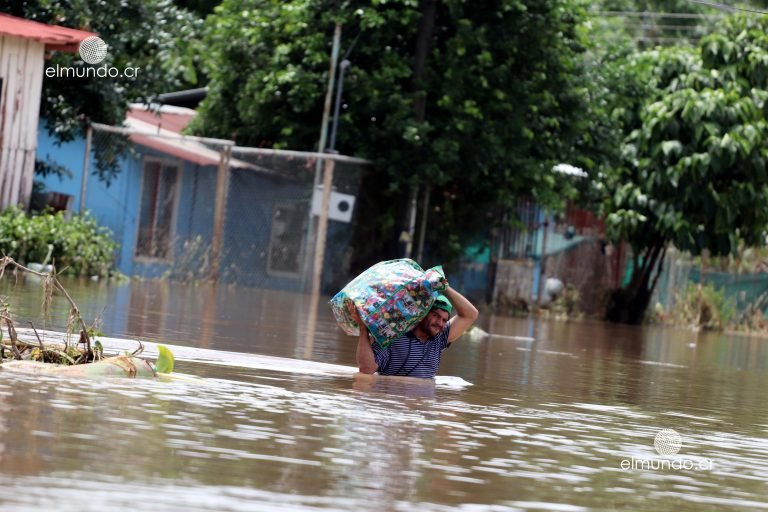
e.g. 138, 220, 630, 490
671, 283, 735, 331
0, 207, 117, 277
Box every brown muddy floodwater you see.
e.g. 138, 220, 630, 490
1, 276, 768, 511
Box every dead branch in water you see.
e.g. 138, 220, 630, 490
0, 256, 94, 364
0, 314, 82, 365
30, 322, 45, 363
0, 313, 22, 360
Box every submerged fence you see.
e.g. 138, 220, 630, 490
653, 249, 768, 319
79, 119, 368, 295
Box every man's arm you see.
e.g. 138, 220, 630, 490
351, 308, 378, 374
444, 286, 479, 343
356, 323, 379, 374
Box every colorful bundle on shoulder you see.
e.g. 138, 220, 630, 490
330, 258, 447, 348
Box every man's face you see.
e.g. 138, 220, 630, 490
422, 308, 450, 337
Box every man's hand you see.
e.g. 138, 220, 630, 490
348, 302, 364, 329
444, 286, 479, 343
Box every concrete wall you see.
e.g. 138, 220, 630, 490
493, 259, 535, 313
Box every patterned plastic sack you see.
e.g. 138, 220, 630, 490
330, 258, 447, 348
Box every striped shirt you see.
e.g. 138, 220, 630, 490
372, 325, 451, 379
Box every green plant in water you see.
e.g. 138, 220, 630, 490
163, 235, 211, 282
154, 345, 175, 374
0, 257, 175, 379
672, 283, 735, 331
0, 206, 117, 277
550, 285, 581, 318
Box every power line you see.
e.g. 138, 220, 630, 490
594, 10, 724, 19
634, 36, 701, 42
686, 0, 768, 15
622, 23, 707, 30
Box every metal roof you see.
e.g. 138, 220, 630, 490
0, 13, 95, 52
126, 116, 227, 167
125, 105, 254, 169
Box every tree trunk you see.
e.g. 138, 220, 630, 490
412, 0, 437, 121
605, 243, 666, 325
403, 0, 437, 258
605, 282, 654, 325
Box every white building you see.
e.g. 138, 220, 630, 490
0, 13, 93, 207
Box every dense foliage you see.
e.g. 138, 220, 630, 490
0, 208, 117, 277
192, 0, 593, 266
594, 14, 768, 323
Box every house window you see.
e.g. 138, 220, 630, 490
267, 201, 308, 277
136, 159, 180, 260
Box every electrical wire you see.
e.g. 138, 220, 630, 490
594, 10, 723, 18
633, 36, 701, 42
686, 0, 768, 15
622, 23, 705, 30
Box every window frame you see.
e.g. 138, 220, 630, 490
266, 200, 308, 279
134, 156, 181, 262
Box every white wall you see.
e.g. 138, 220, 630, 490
0, 35, 44, 208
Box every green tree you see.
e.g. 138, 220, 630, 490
192, 0, 594, 267
2, 0, 203, 183
596, 14, 768, 324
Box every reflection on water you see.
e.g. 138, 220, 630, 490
0, 276, 341, 362
1, 277, 768, 510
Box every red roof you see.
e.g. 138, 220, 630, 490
126, 105, 226, 167
0, 13, 95, 52
124, 105, 255, 169
128, 107, 195, 134
129, 133, 220, 167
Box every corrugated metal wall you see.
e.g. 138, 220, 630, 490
0, 35, 44, 208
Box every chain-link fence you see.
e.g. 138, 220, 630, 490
82, 119, 367, 295
652, 249, 768, 317
220, 147, 365, 293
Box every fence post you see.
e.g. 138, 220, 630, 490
537, 212, 550, 307
210, 145, 232, 281
79, 123, 92, 215
305, 157, 335, 358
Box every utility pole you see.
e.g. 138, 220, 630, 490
303, 23, 342, 290
328, 59, 351, 152
304, 24, 343, 359
79, 123, 92, 215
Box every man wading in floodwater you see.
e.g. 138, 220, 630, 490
354, 286, 479, 378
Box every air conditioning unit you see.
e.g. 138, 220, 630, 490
311, 186, 356, 223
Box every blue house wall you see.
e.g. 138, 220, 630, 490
37, 126, 225, 278
221, 170, 313, 291
129, 150, 218, 279
36, 126, 139, 273
36, 125, 327, 291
